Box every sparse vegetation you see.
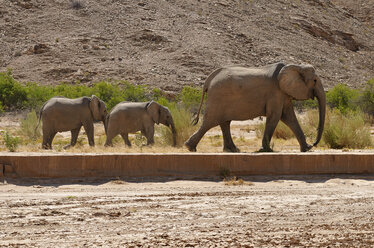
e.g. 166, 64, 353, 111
322, 109, 372, 149
1, 70, 374, 152
157, 99, 197, 147
357, 78, 374, 117
224, 176, 254, 186
2, 131, 21, 152
19, 110, 41, 141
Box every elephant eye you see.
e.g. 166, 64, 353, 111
314, 79, 317, 84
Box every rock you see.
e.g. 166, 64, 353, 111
291, 18, 360, 51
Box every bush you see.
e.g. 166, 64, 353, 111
91, 81, 123, 110
0, 70, 28, 110
24, 82, 55, 109
177, 86, 203, 111
157, 98, 198, 147
358, 78, 374, 116
323, 109, 372, 149
19, 110, 42, 141
121, 81, 149, 102
0, 72, 154, 112
326, 83, 359, 114
3, 131, 21, 152
294, 99, 318, 112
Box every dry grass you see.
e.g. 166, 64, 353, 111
109, 178, 128, 185
0, 121, 306, 153
224, 176, 254, 186
3, 109, 371, 153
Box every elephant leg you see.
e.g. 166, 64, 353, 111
121, 133, 131, 147
220, 121, 240, 153
104, 128, 116, 147
83, 122, 95, 147
143, 127, 154, 145
65, 127, 81, 149
42, 133, 49, 149
260, 112, 282, 152
185, 120, 216, 152
281, 105, 312, 152
47, 132, 57, 150
42, 130, 55, 150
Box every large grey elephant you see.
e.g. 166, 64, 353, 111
104, 101, 177, 147
37, 95, 107, 149
185, 62, 326, 152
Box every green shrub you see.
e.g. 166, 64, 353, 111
0, 70, 27, 110
3, 131, 21, 152
358, 78, 374, 116
19, 110, 41, 141
294, 99, 318, 112
323, 109, 372, 149
121, 81, 149, 102
54, 83, 93, 99
91, 81, 123, 110
326, 83, 359, 114
24, 82, 54, 109
177, 86, 203, 111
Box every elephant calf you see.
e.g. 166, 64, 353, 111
105, 101, 176, 147
37, 95, 107, 149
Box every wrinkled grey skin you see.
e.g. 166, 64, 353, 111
105, 101, 177, 147
185, 62, 326, 152
37, 95, 107, 149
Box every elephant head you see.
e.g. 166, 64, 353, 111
89, 95, 108, 130
278, 64, 326, 147
147, 101, 177, 146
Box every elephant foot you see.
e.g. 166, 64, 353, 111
257, 147, 274, 153
184, 141, 197, 152
301, 144, 313, 152
42, 144, 52, 150
223, 146, 241, 153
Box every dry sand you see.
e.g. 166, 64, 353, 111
1, 176, 373, 247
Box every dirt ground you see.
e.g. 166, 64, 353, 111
1, 0, 373, 91
1, 176, 373, 247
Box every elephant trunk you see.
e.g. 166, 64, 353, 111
170, 120, 177, 147
313, 82, 326, 147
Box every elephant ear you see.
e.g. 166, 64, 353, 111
89, 95, 101, 120
147, 101, 160, 124
277, 64, 310, 100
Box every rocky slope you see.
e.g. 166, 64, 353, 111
1, 0, 373, 91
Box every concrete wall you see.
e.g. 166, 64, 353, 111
1, 152, 374, 178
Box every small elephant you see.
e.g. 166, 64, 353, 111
37, 95, 107, 149
105, 101, 177, 147
185, 62, 326, 152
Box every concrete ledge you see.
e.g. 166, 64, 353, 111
0, 152, 374, 178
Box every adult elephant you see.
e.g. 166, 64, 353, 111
185, 62, 326, 152
37, 95, 107, 149
104, 101, 177, 147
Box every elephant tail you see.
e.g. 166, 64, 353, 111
34, 102, 46, 135
192, 68, 223, 126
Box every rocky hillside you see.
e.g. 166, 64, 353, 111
1, 0, 373, 92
